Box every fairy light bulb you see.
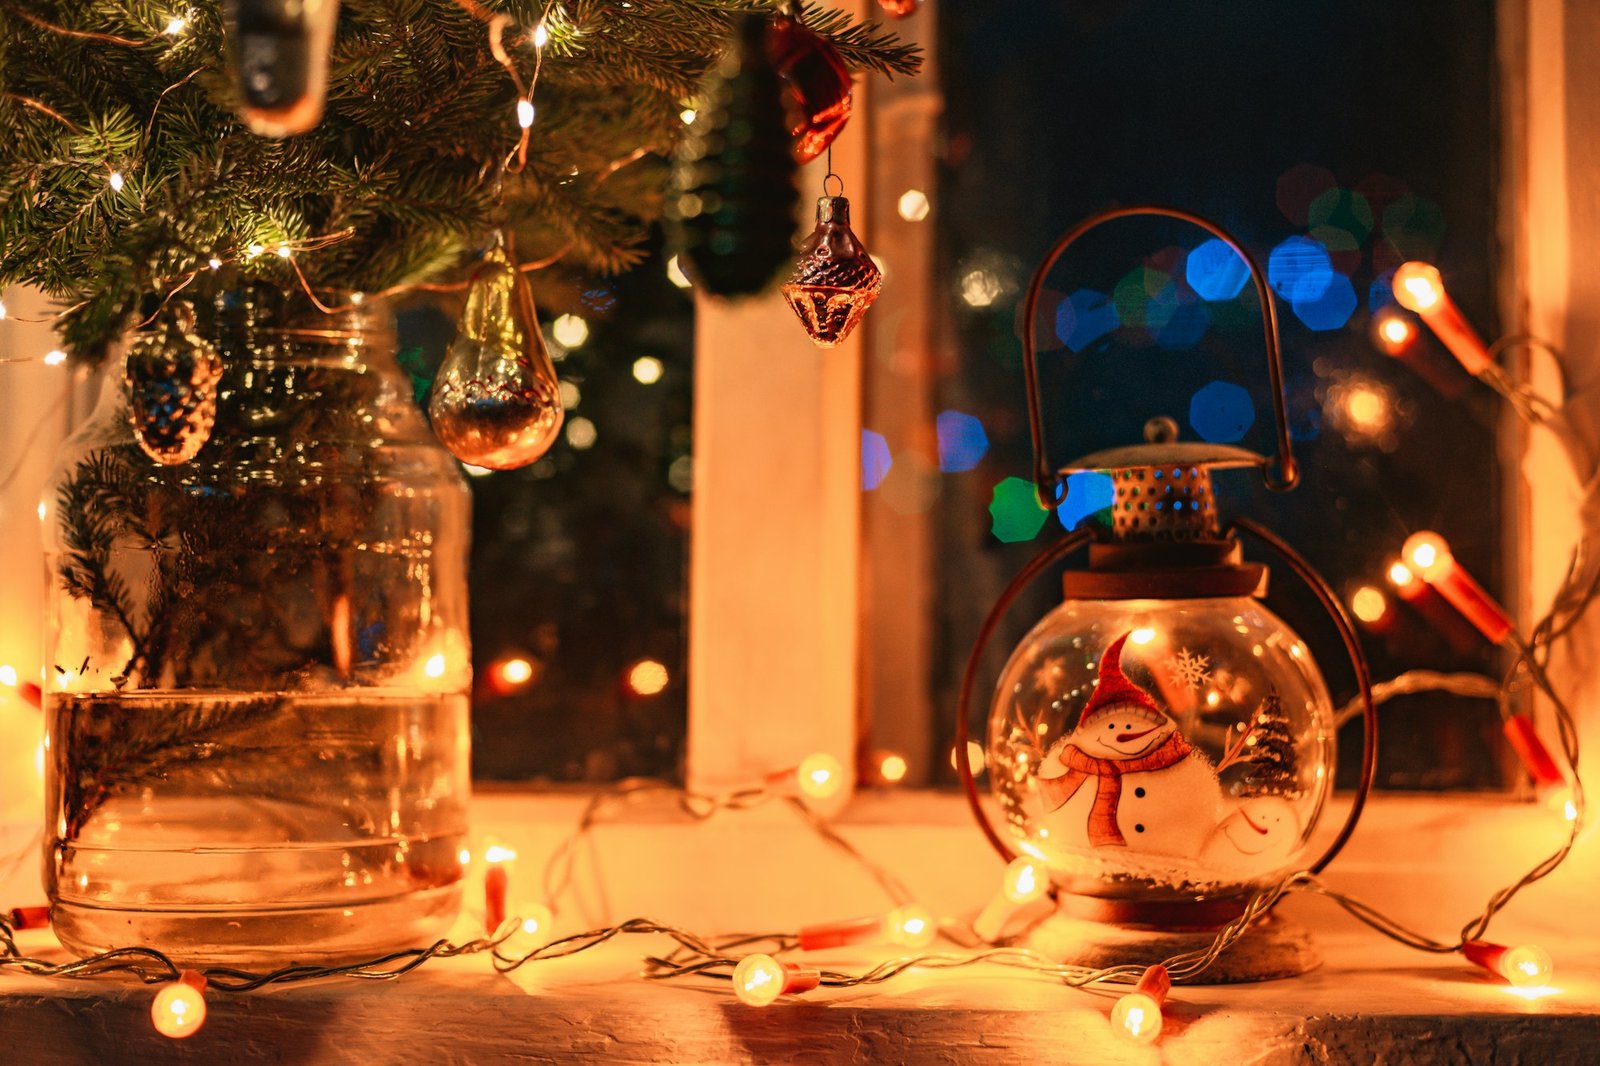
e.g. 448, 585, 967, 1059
1392, 262, 1444, 313
151, 971, 208, 1039
516, 99, 535, 128
797, 752, 845, 800
164, 16, 187, 36
108, 170, 125, 192
532, 20, 550, 49
483, 845, 516, 933
1374, 312, 1415, 355
1111, 965, 1171, 1044
732, 954, 819, 1006
1403, 532, 1446, 578
1545, 784, 1579, 823
1402, 531, 1513, 644
519, 901, 554, 940
1389, 261, 1492, 375
1350, 586, 1388, 625
1463, 940, 1552, 988
876, 750, 909, 785
552, 313, 589, 348
884, 904, 936, 949
494, 656, 535, 692
974, 857, 1051, 941
1002, 858, 1045, 903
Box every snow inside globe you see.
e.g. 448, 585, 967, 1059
987, 600, 1335, 901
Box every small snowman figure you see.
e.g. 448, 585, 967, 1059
1200, 795, 1300, 874
1036, 632, 1222, 859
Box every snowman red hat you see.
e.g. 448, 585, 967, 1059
1076, 632, 1165, 728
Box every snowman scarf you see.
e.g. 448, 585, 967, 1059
1038, 734, 1194, 847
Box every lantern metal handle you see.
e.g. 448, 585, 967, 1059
1020, 205, 1300, 510
954, 522, 1378, 881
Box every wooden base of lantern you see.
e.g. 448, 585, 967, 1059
1025, 908, 1321, 984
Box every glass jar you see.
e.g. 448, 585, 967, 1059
988, 597, 1334, 901
42, 290, 472, 964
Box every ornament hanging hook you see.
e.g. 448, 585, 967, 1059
1019, 205, 1300, 511
823, 145, 844, 197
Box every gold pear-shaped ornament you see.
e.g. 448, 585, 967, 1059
428, 236, 564, 469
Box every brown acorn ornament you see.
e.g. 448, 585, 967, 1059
780, 194, 882, 347
124, 310, 224, 465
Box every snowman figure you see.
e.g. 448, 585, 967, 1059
1200, 795, 1301, 875
1035, 632, 1222, 860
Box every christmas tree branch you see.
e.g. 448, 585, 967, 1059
1, 0, 921, 359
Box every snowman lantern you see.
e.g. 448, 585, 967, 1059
955, 206, 1378, 977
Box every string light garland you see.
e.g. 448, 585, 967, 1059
0, 274, 1590, 1049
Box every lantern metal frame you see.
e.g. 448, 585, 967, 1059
954, 205, 1379, 901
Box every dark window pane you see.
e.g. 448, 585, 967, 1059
926, 0, 1504, 790
404, 239, 693, 783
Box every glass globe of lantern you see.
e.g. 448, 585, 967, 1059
987, 575, 1335, 899
957, 206, 1375, 940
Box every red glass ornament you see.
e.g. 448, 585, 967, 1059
877, 0, 920, 17
767, 14, 853, 163
781, 195, 882, 347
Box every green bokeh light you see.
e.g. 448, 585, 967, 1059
988, 476, 1051, 543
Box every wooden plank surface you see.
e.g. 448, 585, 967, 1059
3, 919, 1598, 1065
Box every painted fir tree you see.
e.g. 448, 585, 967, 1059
1240, 691, 1299, 797
0, 1, 919, 360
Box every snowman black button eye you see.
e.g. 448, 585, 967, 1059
1134, 824, 1145, 833
1134, 787, 1145, 797
1107, 724, 1115, 730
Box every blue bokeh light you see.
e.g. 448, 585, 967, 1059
1185, 239, 1251, 301
1369, 271, 1396, 312
1057, 471, 1116, 531
1055, 289, 1121, 352
862, 430, 892, 490
1189, 380, 1255, 443
936, 410, 990, 473
1267, 236, 1334, 302
1292, 273, 1357, 331
1150, 287, 1210, 349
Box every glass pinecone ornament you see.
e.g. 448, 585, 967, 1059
428, 237, 564, 470
671, 14, 799, 298
223, 0, 340, 137
124, 310, 224, 465
781, 195, 882, 347
768, 12, 853, 163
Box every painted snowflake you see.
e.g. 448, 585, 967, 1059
1165, 647, 1213, 691
1030, 656, 1068, 694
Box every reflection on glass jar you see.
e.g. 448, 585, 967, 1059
42, 289, 472, 964
989, 599, 1334, 900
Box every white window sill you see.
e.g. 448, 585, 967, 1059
2, 791, 1596, 1064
